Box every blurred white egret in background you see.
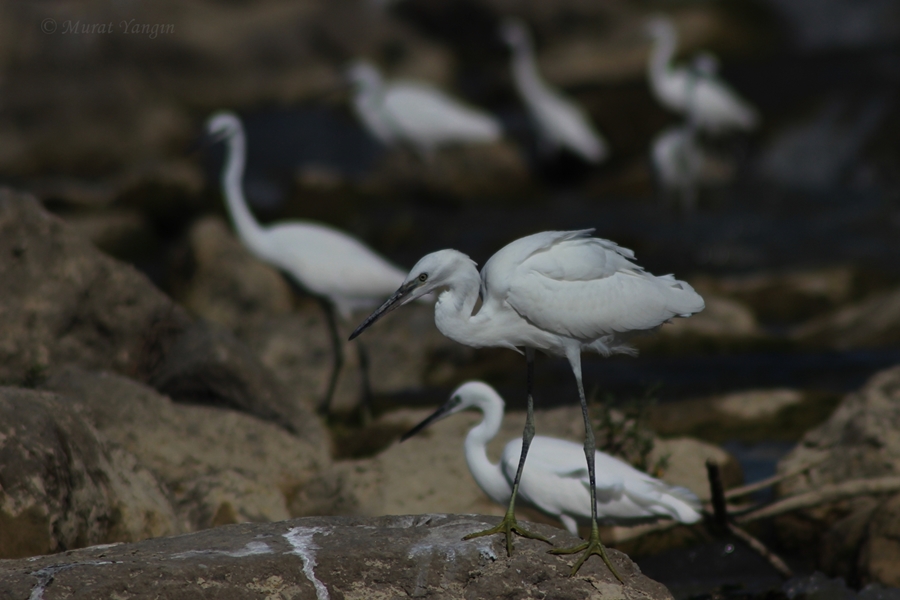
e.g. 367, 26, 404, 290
651, 53, 735, 210
403, 381, 703, 535
205, 111, 409, 417
651, 124, 705, 210
500, 18, 609, 164
646, 16, 759, 134
345, 60, 503, 160
349, 229, 704, 577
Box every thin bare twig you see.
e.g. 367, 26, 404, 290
724, 457, 828, 500
735, 475, 900, 524
726, 522, 793, 579
704, 460, 794, 580
603, 520, 682, 544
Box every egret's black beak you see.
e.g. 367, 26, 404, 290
348, 280, 418, 341
400, 396, 459, 442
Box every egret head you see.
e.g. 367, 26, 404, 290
644, 15, 675, 41
401, 381, 503, 441
499, 17, 530, 49
348, 249, 476, 340
205, 111, 243, 143
345, 60, 383, 92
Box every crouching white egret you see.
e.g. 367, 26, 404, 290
403, 381, 703, 536
349, 229, 705, 577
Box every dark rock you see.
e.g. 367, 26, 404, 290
148, 320, 321, 439
239, 299, 468, 415
692, 266, 862, 325
756, 95, 890, 191
240, 312, 364, 416
0, 191, 312, 435
860, 494, 900, 587
59, 208, 160, 262
0, 514, 674, 600
791, 286, 900, 350
776, 365, 900, 585
180, 216, 295, 329
0, 189, 192, 386
0, 386, 181, 559
41, 367, 343, 531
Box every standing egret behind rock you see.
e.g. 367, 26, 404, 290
205, 111, 410, 418
349, 229, 705, 578
500, 18, 609, 164
645, 16, 759, 134
346, 60, 503, 161
403, 381, 704, 536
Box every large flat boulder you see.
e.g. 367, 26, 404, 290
0, 514, 674, 600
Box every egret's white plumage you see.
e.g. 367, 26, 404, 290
500, 18, 609, 163
350, 229, 704, 576
346, 60, 503, 158
404, 381, 703, 535
380, 230, 703, 358
646, 17, 759, 134
206, 111, 408, 413
651, 124, 705, 210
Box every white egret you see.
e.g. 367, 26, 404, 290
403, 381, 703, 535
205, 111, 409, 416
646, 16, 759, 134
651, 53, 731, 210
651, 124, 705, 210
500, 18, 609, 164
349, 229, 705, 577
346, 60, 503, 160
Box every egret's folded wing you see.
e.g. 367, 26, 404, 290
694, 78, 760, 131
384, 83, 501, 140
500, 234, 703, 338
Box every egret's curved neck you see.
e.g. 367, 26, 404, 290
353, 78, 396, 145
510, 37, 548, 101
433, 264, 491, 347
221, 128, 266, 253
354, 76, 385, 113
649, 29, 677, 81
464, 398, 511, 505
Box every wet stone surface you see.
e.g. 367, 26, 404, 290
0, 515, 672, 600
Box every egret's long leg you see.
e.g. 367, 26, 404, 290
551, 351, 624, 582
355, 339, 374, 424
317, 298, 344, 417
464, 348, 551, 554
